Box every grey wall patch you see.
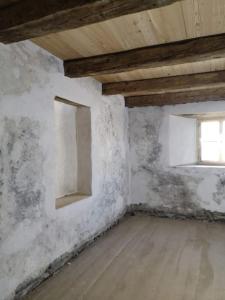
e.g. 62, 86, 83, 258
0, 41, 62, 97
143, 123, 162, 164
142, 167, 202, 213
213, 174, 225, 205
1, 117, 45, 222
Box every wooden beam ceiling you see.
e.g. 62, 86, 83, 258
1, 0, 224, 109
0, 0, 181, 44
64, 33, 225, 78
125, 88, 225, 107
102, 70, 225, 96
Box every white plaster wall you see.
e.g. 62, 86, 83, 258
129, 102, 225, 214
169, 115, 197, 166
0, 41, 128, 300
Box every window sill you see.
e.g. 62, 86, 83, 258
173, 163, 225, 169
56, 193, 91, 209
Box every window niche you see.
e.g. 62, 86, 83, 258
54, 96, 92, 209
169, 112, 225, 167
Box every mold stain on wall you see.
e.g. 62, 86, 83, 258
213, 174, 225, 205
129, 108, 204, 214
0, 117, 45, 224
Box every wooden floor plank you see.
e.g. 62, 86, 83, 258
25, 216, 225, 300
26, 216, 149, 300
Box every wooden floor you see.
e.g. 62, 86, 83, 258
26, 215, 225, 300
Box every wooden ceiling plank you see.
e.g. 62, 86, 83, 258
64, 33, 225, 78
102, 70, 225, 96
125, 88, 225, 107
0, 0, 181, 44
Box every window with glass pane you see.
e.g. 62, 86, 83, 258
200, 120, 225, 163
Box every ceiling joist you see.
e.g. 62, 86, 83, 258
125, 88, 225, 107
65, 33, 225, 78
102, 70, 225, 96
0, 0, 181, 44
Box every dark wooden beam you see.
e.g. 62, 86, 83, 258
0, 0, 20, 9
125, 88, 225, 107
102, 70, 225, 96
0, 0, 181, 44
65, 33, 225, 78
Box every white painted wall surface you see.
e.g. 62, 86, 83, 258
0, 41, 128, 300
169, 115, 197, 166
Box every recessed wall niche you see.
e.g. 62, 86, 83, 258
54, 96, 92, 209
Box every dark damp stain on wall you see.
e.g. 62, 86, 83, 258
142, 165, 202, 213
213, 174, 225, 206
131, 109, 204, 215
0, 149, 3, 218
143, 123, 162, 164
1, 117, 45, 222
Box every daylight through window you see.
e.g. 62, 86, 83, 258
199, 119, 225, 164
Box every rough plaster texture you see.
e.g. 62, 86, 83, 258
0, 41, 128, 300
129, 103, 225, 215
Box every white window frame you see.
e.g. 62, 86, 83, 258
198, 117, 225, 166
